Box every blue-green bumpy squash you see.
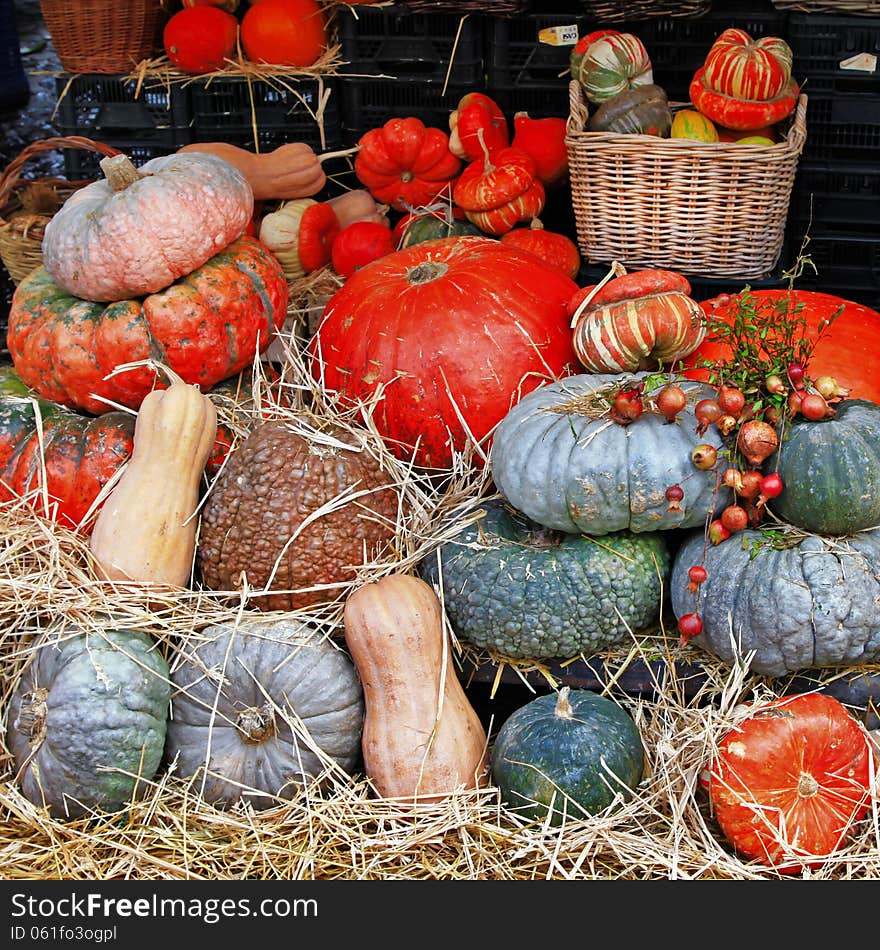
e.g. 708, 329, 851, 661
419, 498, 669, 659
491, 686, 645, 826
9, 628, 170, 819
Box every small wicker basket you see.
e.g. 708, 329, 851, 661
770, 0, 880, 13
565, 82, 808, 280
579, 0, 712, 22
0, 137, 122, 286
39, 0, 166, 75
400, 1, 530, 13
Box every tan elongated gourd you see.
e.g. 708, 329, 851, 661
342, 573, 490, 802
89, 375, 218, 587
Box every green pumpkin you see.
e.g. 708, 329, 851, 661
491, 686, 645, 826
9, 628, 170, 819
397, 210, 483, 249
769, 399, 880, 536
418, 498, 669, 660
670, 527, 880, 676
587, 84, 672, 136
489, 372, 731, 535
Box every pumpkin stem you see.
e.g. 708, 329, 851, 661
236, 704, 276, 744
14, 688, 48, 748
569, 259, 629, 329
796, 771, 820, 799
406, 260, 449, 285
529, 218, 545, 231
555, 686, 575, 720
100, 154, 143, 192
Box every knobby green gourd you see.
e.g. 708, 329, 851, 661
670, 528, 880, 676
9, 628, 170, 819
489, 372, 731, 535
164, 618, 364, 809
769, 399, 880, 536
418, 498, 669, 660
491, 686, 645, 826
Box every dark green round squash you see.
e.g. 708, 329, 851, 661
769, 399, 880, 536
587, 84, 672, 136
418, 498, 669, 660
491, 686, 645, 826
9, 628, 170, 819
397, 209, 483, 249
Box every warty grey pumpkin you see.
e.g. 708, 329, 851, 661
9, 628, 170, 819
164, 617, 365, 809
670, 528, 880, 676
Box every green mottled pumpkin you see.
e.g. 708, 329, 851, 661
491, 686, 645, 826
587, 84, 672, 136
670, 528, 880, 676
418, 498, 669, 660
7, 235, 288, 415
9, 628, 170, 819
489, 372, 731, 535
396, 208, 482, 249
769, 399, 880, 536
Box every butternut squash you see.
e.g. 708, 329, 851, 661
342, 573, 490, 802
89, 374, 217, 587
178, 141, 326, 200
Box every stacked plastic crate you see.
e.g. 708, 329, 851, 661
784, 12, 880, 308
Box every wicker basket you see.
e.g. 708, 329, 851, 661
566, 82, 808, 280
400, 1, 530, 13
579, 0, 712, 22
0, 137, 122, 285
771, 0, 880, 13
39, 0, 166, 74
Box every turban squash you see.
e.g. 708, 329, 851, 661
7, 235, 288, 415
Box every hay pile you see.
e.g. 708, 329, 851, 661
1, 301, 878, 882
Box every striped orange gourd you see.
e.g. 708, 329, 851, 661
701, 28, 793, 102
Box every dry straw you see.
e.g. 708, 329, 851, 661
1, 296, 879, 880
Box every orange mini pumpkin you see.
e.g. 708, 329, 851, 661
240, 0, 328, 68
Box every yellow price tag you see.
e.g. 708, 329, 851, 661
538, 24, 579, 47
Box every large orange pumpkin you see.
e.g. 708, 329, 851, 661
240, 0, 327, 68
683, 289, 880, 404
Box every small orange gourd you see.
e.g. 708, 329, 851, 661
89, 372, 218, 588
343, 574, 490, 802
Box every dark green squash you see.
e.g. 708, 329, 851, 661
418, 498, 669, 660
769, 399, 880, 536
491, 686, 645, 826
9, 628, 170, 819
397, 208, 483, 249
587, 84, 672, 136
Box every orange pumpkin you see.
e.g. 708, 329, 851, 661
240, 0, 328, 68
163, 6, 239, 74
500, 219, 580, 280
683, 289, 880, 404
453, 146, 545, 236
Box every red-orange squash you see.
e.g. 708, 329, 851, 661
240, 0, 328, 68
7, 236, 288, 415
453, 147, 545, 236
510, 112, 569, 187
448, 91, 509, 163
569, 266, 707, 373
354, 117, 462, 213
330, 220, 395, 278
308, 236, 579, 470
683, 289, 880, 404
163, 6, 239, 74
500, 219, 580, 280
690, 29, 799, 131
705, 693, 874, 873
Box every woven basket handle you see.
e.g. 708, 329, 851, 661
0, 136, 123, 210
567, 80, 589, 135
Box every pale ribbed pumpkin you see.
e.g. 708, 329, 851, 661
573, 32, 654, 105
569, 265, 707, 373
41, 152, 253, 302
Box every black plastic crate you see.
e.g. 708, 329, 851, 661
789, 161, 880, 235
489, 82, 571, 120
338, 77, 470, 145
336, 3, 483, 85
788, 13, 880, 95
486, 12, 586, 90
626, 8, 790, 102
789, 229, 880, 308
53, 73, 192, 155
189, 75, 343, 153
800, 91, 880, 162
60, 139, 183, 181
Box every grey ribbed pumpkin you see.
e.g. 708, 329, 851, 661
670, 528, 880, 676
419, 498, 669, 660
165, 618, 364, 809
9, 628, 170, 819
489, 372, 731, 535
